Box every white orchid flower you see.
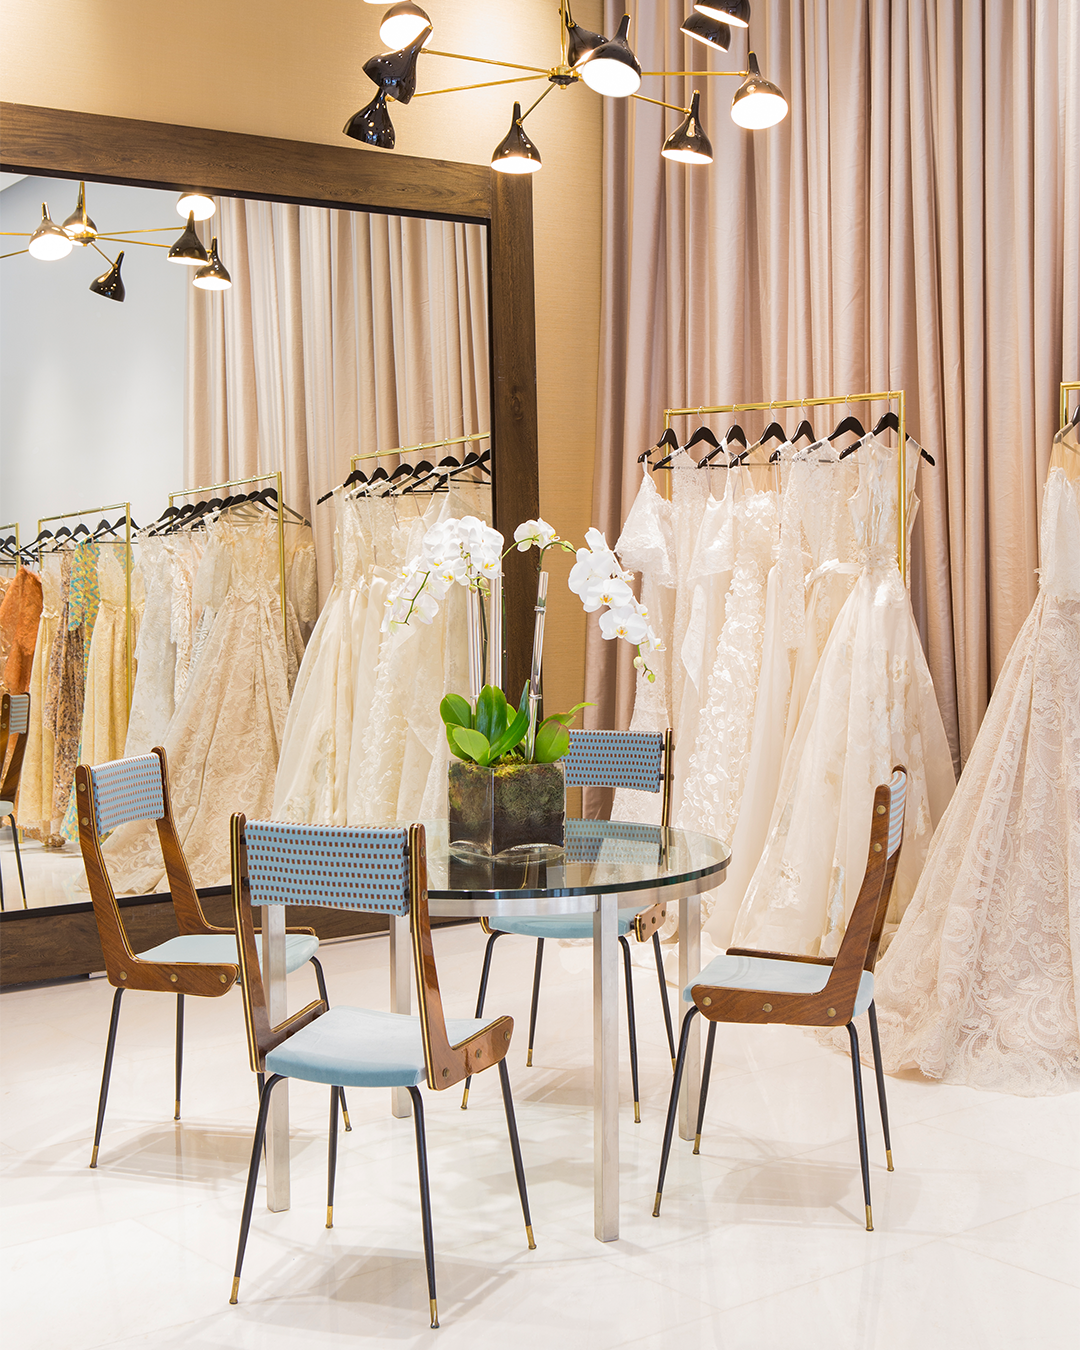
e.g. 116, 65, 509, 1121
582, 577, 634, 613
599, 605, 649, 644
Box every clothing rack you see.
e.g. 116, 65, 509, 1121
1061, 381, 1080, 429
661, 390, 910, 582
168, 470, 288, 646
349, 430, 490, 469
35, 501, 135, 709
0, 522, 18, 568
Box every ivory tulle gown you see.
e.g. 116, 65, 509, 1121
873, 426, 1080, 1094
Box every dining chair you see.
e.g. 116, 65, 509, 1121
0, 692, 30, 908
653, 766, 908, 1232
228, 815, 534, 1329
462, 728, 676, 1123
76, 746, 346, 1168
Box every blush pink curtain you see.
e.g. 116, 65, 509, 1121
586, 0, 1079, 781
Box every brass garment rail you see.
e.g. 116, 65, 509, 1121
1061, 381, 1080, 429
168, 470, 288, 646
0, 522, 18, 565
36, 501, 135, 710
349, 430, 490, 469
662, 390, 909, 582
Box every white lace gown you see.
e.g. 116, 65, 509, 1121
79, 544, 143, 768
102, 514, 291, 893
873, 431, 1080, 1094
730, 436, 956, 957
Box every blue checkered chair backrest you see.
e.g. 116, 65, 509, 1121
4, 694, 29, 735
563, 730, 665, 793
88, 754, 166, 834
887, 768, 907, 859
243, 820, 412, 916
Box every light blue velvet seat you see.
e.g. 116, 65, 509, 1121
137, 931, 319, 972
655, 768, 909, 1234
228, 816, 534, 1329
465, 728, 677, 1122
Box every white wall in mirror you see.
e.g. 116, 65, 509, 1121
0, 175, 187, 537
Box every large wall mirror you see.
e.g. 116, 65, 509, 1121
0, 102, 539, 971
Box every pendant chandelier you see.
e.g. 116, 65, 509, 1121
345, 2, 788, 172
0, 183, 232, 302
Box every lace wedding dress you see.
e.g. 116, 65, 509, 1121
730, 436, 956, 957
872, 428, 1080, 1094
79, 544, 143, 769
102, 514, 291, 892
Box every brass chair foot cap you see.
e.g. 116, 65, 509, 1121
671, 1058, 677, 1072
526, 1224, 536, 1250
865, 1205, 874, 1231
230, 1277, 240, 1304
692, 1134, 701, 1155
326, 1205, 334, 1228
343, 1111, 352, 1133
634, 1103, 641, 1124
886, 1149, 894, 1171
429, 1298, 439, 1329
526, 1050, 533, 1067
652, 1192, 662, 1217
89, 1146, 99, 1169
460, 1088, 469, 1110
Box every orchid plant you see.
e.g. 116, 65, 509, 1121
382, 515, 661, 767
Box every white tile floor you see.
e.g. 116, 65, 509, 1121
0, 829, 86, 909
2, 924, 1077, 1349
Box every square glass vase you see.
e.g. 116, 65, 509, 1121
448, 759, 566, 859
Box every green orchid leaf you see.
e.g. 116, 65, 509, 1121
533, 721, 570, 763
488, 703, 530, 761
475, 685, 507, 743
440, 693, 473, 729
518, 681, 531, 714
451, 725, 493, 765
539, 701, 594, 730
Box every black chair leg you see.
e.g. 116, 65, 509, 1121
846, 1022, 874, 1231
653, 1006, 699, 1216
462, 930, 505, 1109
619, 935, 642, 1124
90, 987, 124, 1168
310, 957, 351, 1131
326, 1086, 341, 1228
10, 815, 27, 906
693, 1021, 718, 1154
407, 1086, 439, 1329
653, 931, 676, 1069
526, 938, 545, 1068
174, 994, 184, 1120
230, 1073, 284, 1304
497, 1059, 536, 1249
866, 1001, 894, 1170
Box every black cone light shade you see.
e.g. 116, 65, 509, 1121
89, 250, 125, 302
490, 102, 542, 174
564, 4, 607, 68
362, 24, 431, 105
579, 14, 641, 97
344, 90, 396, 147
62, 182, 98, 246
680, 12, 731, 51
379, 2, 431, 49
28, 203, 73, 260
168, 211, 209, 265
695, 0, 750, 27
662, 90, 713, 164
193, 237, 232, 290
731, 51, 789, 129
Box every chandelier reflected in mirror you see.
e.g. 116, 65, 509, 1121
0, 183, 232, 303
345, 2, 789, 173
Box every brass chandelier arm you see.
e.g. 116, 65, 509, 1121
520, 82, 559, 121
89, 240, 114, 263
632, 92, 691, 114
1, 248, 30, 259
640, 70, 750, 78
424, 50, 549, 75
95, 226, 194, 235
413, 74, 549, 98
0, 231, 32, 237
95, 236, 170, 248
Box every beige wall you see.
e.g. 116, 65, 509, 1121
0, 0, 602, 720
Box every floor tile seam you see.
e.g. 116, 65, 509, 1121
908, 1117, 1080, 1178
937, 1233, 1080, 1294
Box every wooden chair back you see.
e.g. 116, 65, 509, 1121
693, 767, 908, 1028
0, 693, 31, 804
76, 748, 238, 996
231, 816, 513, 1086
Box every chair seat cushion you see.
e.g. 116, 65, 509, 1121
686, 953, 874, 1019
136, 932, 319, 975
0, 799, 14, 817
487, 907, 645, 941
264, 1005, 503, 1088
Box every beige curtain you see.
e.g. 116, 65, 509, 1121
186, 202, 489, 602
587, 0, 1079, 774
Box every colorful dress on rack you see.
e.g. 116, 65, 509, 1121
78, 544, 142, 769
46, 544, 100, 840
0, 566, 43, 696
729, 435, 956, 957
17, 557, 62, 842
872, 425, 1080, 1094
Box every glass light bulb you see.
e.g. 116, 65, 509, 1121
177, 192, 216, 221
731, 87, 788, 129
491, 155, 542, 175
580, 59, 641, 97
380, 3, 432, 48
28, 207, 73, 260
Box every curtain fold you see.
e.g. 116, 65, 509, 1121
587, 0, 1079, 776
185, 203, 489, 604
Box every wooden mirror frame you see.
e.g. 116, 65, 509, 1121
0, 100, 540, 698
0, 101, 541, 983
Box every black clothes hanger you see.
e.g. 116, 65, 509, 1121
1071, 401, 1080, 427
791, 418, 816, 444
640, 427, 678, 464
685, 426, 721, 458
828, 413, 866, 443
870, 411, 936, 465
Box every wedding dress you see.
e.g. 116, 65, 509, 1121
79, 544, 143, 769
102, 513, 291, 893
872, 426, 1080, 1094
730, 436, 956, 957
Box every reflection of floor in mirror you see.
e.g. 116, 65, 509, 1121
0, 829, 86, 910
1, 924, 1077, 1350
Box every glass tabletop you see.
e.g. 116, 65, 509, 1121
422, 818, 729, 910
